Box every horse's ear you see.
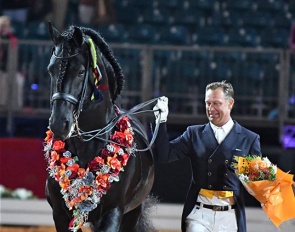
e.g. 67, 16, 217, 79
72, 27, 84, 47
48, 22, 61, 46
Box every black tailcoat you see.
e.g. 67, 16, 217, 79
154, 121, 261, 232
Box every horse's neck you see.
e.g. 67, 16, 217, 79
66, 137, 106, 168
68, 101, 116, 168
80, 99, 115, 130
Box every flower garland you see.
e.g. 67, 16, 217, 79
44, 116, 135, 231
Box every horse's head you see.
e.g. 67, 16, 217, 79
47, 22, 124, 140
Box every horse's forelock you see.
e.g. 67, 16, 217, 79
61, 26, 75, 40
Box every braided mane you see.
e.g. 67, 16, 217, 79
59, 25, 125, 101
80, 26, 125, 101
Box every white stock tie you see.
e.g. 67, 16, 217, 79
216, 127, 226, 144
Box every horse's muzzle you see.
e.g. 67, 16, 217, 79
49, 115, 74, 140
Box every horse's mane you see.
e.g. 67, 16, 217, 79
62, 25, 125, 102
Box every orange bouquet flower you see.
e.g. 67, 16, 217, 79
232, 155, 295, 227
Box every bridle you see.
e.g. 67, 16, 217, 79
49, 36, 162, 152
50, 37, 100, 122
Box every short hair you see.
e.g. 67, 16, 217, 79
205, 81, 234, 100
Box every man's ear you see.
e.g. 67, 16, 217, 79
229, 98, 234, 109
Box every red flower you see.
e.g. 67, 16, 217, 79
124, 132, 134, 145
100, 148, 112, 159
110, 132, 127, 146
53, 140, 65, 151
60, 157, 71, 164
66, 164, 80, 179
67, 163, 79, 172
117, 116, 130, 131
118, 153, 130, 166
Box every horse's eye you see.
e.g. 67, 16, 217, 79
79, 69, 85, 75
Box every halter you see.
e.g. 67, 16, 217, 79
50, 37, 102, 120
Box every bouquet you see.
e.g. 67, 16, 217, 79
232, 155, 295, 227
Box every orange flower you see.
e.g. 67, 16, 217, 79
60, 178, 70, 190
107, 155, 122, 171
53, 140, 65, 151
54, 164, 66, 181
67, 200, 75, 209
79, 185, 92, 196
50, 151, 60, 162
45, 130, 53, 141
94, 156, 105, 164
95, 172, 110, 189
77, 168, 86, 178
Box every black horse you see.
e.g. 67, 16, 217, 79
44, 22, 155, 232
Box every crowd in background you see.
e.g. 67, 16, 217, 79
0, 0, 116, 34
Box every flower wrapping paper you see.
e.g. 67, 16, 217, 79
233, 155, 295, 227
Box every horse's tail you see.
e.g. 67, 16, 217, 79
138, 195, 159, 232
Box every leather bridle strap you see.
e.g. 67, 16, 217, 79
51, 92, 78, 105
50, 39, 90, 118
50, 64, 89, 118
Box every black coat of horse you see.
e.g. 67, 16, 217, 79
45, 23, 155, 232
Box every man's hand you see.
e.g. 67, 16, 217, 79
153, 96, 169, 123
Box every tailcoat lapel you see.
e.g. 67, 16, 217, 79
201, 122, 246, 159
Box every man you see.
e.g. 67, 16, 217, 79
153, 81, 261, 232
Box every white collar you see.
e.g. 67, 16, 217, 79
210, 118, 234, 135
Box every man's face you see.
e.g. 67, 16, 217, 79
205, 87, 234, 127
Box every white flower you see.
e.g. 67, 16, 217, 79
0, 185, 5, 196
12, 188, 34, 200
262, 157, 272, 167
118, 148, 124, 156
238, 174, 249, 183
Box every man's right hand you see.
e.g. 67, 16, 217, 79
153, 96, 169, 123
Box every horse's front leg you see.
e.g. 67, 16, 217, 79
52, 208, 82, 232
93, 207, 124, 232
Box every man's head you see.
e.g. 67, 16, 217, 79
205, 81, 234, 127
0, 16, 12, 35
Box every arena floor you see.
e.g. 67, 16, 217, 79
0, 227, 177, 232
